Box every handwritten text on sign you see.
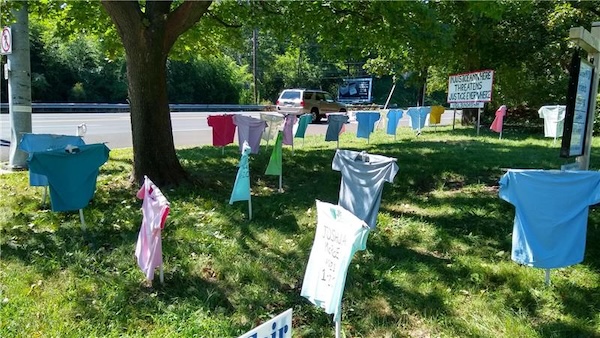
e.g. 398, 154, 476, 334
447, 70, 494, 103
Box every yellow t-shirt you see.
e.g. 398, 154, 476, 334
429, 106, 445, 124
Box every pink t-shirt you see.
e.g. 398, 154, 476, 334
135, 175, 170, 281
490, 105, 507, 133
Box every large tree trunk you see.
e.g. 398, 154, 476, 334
125, 40, 189, 187
101, 1, 211, 187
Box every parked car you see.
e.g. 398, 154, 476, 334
275, 89, 347, 123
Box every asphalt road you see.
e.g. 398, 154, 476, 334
0, 110, 461, 161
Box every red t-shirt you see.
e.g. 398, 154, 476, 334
207, 115, 236, 146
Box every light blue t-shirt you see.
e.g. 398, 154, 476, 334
499, 169, 600, 269
27, 143, 110, 212
355, 112, 380, 139
406, 107, 431, 130
229, 142, 252, 204
325, 114, 349, 141
332, 149, 399, 228
19, 133, 86, 186
301, 200, 369, 321
386, 109, 404, 135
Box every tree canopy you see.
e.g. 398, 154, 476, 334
2, 0, 600, 186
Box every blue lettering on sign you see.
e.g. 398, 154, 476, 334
246, 322, 289, 338
238, 309, 293, 338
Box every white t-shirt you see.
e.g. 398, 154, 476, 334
301, 200, 369, 321
538, 105, 565, 138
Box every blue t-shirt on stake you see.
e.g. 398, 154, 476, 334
19, 133, 86, 186
325, 114, 349, 142
355, 112, 380, 139
406, 107, 431, 130
332, 149, 399, 229
499, 169, 600, 269
386, 109, 404, 135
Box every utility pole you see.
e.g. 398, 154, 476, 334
6, 3, 32, 169
252, 28, 258, 104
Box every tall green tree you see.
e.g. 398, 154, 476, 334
99, 1, 212, 186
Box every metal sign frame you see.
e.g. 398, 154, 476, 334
561, 49, 595, 158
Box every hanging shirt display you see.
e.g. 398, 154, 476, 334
332, 149, 399, 228
19, 133, 86, 186
386, 109, 404, 135
325, 114, 349, 142
207, 114, 236, 147
265, 131, 283, 176
229, 142, 252, 204
406, 107, 431, 130
233, 115, 267, 154
499, 169, 600, 269
301, 200, 370, 322
27, 143, 110, 212
295, 114, 313, 138
538, 105, 566, 138
490, 105, 507, 133
355, 112, 380, 139
282, 114, 297, 146
135, 175, 170, 282
429, 106, 445, 125
260, 113, 285, 142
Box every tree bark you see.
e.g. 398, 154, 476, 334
100, 1, 211, 187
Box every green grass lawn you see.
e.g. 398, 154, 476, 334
1, 125, 600, 337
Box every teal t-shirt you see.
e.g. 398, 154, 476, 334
295, 114, 312, 138
27, 143, 110, 212
229, 142, 252, 204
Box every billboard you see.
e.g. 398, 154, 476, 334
338, 78, 373, 103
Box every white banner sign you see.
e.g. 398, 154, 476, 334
450, 102, 484, 109
237, 308, 292, 338
447, 69, 494, 103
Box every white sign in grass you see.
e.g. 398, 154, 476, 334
237, 308, 292, 338
447, 69, 494, 103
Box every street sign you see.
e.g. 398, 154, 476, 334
1, 26, 12, 55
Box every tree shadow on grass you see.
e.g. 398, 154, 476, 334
4, 128, 600, 336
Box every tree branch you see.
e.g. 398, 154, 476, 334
100, 1, 145, 47
165, 0, 212, 50
206, 10, 242, 28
